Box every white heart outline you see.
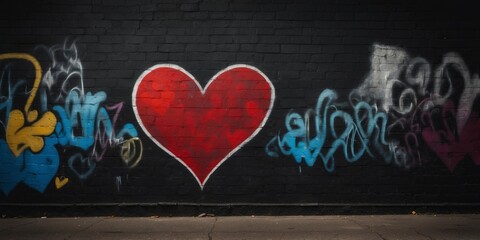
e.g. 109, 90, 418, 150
132, 64, 275, 189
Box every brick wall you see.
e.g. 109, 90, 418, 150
1, 0, 480, 208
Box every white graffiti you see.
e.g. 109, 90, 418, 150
38, 39, 85, 106
350, 44, 413, 114
431, 53, 480, 132
269, 43, 480, 172
351, 44, 479, 133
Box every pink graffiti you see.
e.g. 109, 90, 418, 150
91, 102, 126, 161
421, 101, 480, 171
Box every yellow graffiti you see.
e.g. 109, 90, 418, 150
120, 137, 143, 168
0, 53, 57, 157
54, 176, 69, 189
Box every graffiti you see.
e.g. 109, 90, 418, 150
350, 44, 413, 114
39, 41, 85, 105
54, 176, 69, 189
0, 137, 59, 195
46, 41, 143, 182
266, 89, 393, 172
369, 46, 480, 170
352, 44, 480, 133
0, 53, 60, 195
0, 53, 57, 157
133, 64, 275, 188
431, 53, 480, 132
53, 90, 139, 180
0, 41, 142, 195
120, 137, 143, 168
55, 91, 108, 150
115, 176, 122, 192
386, 99, 431, 169
268, 43, 480, 172
67, 153, 96, 180
2, 38, 477, 195
421, 101, 480, 171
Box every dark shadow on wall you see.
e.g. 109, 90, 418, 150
2, 202, 480, 218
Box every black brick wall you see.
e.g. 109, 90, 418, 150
1, 0, 480, 209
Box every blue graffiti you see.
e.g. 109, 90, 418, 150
0, 137, 59, 195
67, 153, 96, 181
0, 69, 26, 130
0, 70, 60, 195
0, 41, 142, 196
266, 89, 393, 172
54, 90, 107, 150
53, 89, 139, 180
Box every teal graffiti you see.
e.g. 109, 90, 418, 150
266, 89, 393, 172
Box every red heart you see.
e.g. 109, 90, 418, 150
132, 64, 274, 188
422, 101, 480, 171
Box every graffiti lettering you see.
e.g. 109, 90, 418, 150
268, 43, 480, 173
93, 102, 138, 162
0, 40, 143, 195
54, 91, 107, 150
0, 53, 57, 157
266, 89, 392, 172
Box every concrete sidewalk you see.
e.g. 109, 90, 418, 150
1, 214, 479, 239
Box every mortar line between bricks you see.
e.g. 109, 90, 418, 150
65, 217, 106, 240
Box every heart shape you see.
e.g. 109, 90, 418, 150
132, 64, 275, 188
67, 153, 96, 180
55, 176, 69, 189
421, 101, 480, 171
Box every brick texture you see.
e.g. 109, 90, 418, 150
0, 0, 479, 207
